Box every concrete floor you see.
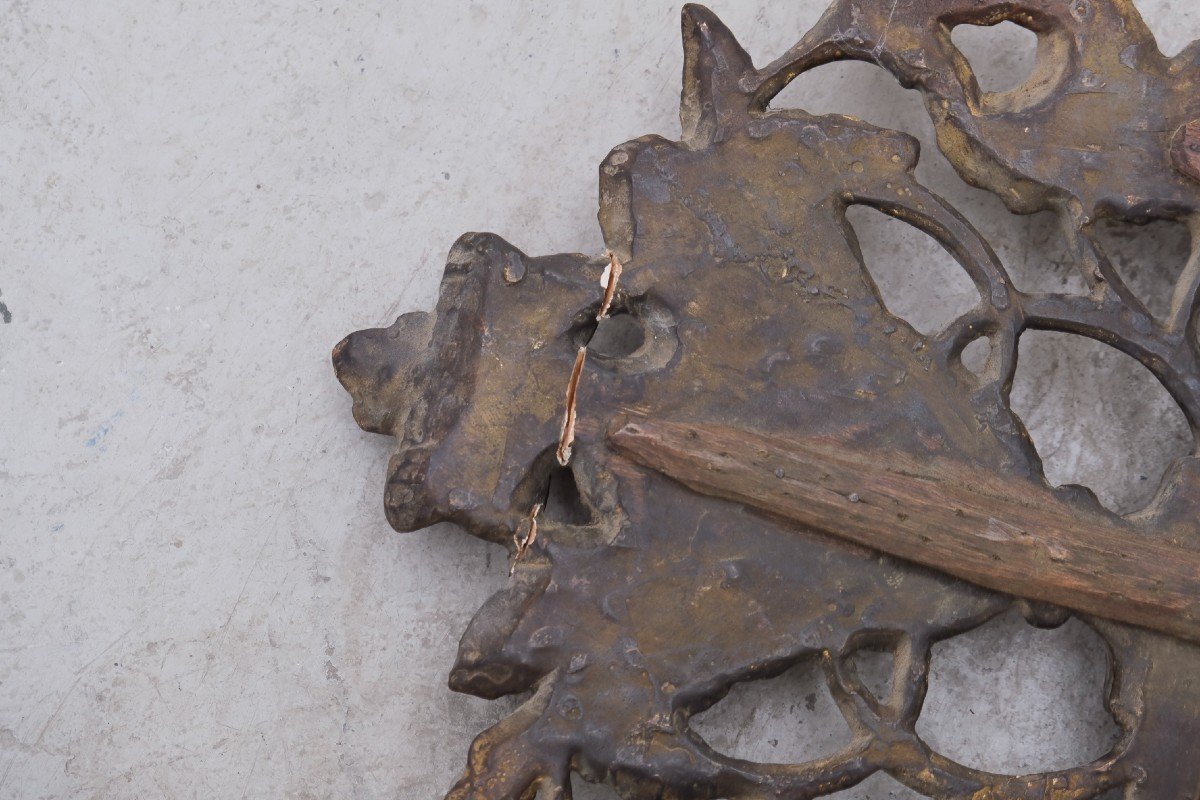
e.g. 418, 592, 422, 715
3, 1, 1198, 798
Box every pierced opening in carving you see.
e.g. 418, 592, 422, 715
951, 22, 1039, 95
1010, 331, 1192, 513
771, 60, 931, 132
916, 609, 1120, 775
847, 646, 894, 705
1091, 217, 1194, 322
846, 205, 979, 335
768, 59, 991, 217
996, 211, 1088, 294
827, 771, 924, 799
543, 464, 593, 526
571, 773, 621, 799
510, 447, 596, 529
588, 312, 645, 360
690, 659, 854, 764
960, 336, 992, 376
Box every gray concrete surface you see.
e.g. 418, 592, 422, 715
2, 1, 1198, 798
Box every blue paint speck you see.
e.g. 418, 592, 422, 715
84, 411, 124, 449
85, 425, 110, 448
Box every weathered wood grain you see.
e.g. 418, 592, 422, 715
609, 416, 1200, 644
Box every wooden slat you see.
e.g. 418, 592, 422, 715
608, 417, 1200, 644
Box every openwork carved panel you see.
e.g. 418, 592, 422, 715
334, 2, 1200, 797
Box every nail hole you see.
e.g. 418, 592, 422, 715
588, 312, 645, 359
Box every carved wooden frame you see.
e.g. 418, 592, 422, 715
334, 2, 1200, 797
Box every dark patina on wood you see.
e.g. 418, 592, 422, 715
334, 2, 1200, 798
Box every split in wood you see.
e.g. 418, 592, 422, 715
556, 252, 624, 468
597, 250, 623, 321
510, 503, 543, 576
556, 347, 588, 467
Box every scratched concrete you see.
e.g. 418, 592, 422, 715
1, 1, 1197, 798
